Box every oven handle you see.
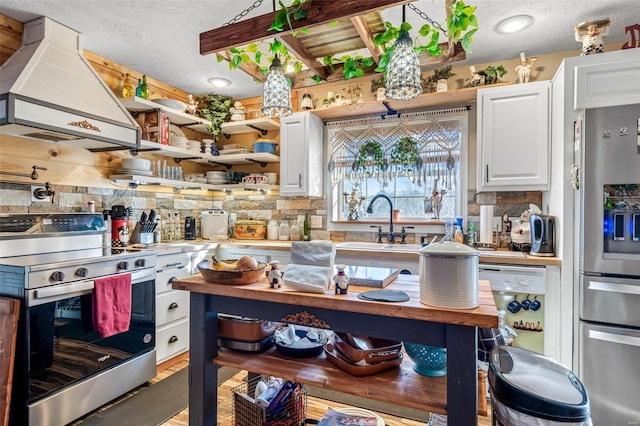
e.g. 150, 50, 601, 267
588, 280, 640, 296
33, 269, 156, 300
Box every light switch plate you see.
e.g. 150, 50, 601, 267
310, 215, 322, 229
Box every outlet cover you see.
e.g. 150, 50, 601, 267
31, 186, 50, 203
310, 215, 322, 229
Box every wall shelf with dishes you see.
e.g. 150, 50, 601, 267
119, 96, 212, 133
221, 118, 280, 137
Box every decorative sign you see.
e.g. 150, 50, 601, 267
622, 24, 640, 49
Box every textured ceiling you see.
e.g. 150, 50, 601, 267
2, 0, 638, 99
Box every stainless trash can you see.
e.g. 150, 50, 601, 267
489, 346, 592, 425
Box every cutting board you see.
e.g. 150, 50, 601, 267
0, 297, 19, 426
345, 265, 399, 288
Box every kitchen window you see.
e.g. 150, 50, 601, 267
327, 108, 468, 224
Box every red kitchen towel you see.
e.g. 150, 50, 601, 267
92, 273, 132, 338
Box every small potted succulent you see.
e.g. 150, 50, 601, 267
423, 66, 456, 93
478, 65, 507, 85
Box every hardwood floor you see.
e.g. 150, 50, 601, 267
156, 354, 492, 426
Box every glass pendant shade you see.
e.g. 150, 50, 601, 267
261, 56, 293, 117
385, 32, 423, 100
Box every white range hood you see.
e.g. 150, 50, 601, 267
0, 17, 140, 151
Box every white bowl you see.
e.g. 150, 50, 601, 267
122, 158, 151, 170
152, 98, 187, 112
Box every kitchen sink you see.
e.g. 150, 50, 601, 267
336, 242, 423, 252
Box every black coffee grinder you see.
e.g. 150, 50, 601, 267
184, 216, 196, 240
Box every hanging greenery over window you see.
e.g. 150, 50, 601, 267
355, 140, 385, 170
390, 137, 420, 170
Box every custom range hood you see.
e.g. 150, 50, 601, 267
0, 17, 140, 151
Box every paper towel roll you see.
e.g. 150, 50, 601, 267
480, 205, 495, 244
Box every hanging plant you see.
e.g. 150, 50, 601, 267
355, 140, 385, 170
196, 94, 233, 141
390, 137, 420, 170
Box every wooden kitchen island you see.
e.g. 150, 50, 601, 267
172, 274, 499, 426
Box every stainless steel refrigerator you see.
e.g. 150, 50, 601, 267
577, 103, 640, 425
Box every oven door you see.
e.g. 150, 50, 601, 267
24, 269, 155, 403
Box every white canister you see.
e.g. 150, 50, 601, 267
418, 241, 480, 309
267, 220, 279, 240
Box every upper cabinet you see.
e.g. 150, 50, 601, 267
574, 54, 640, 110
477, 81, 551, 192
280, 112, 323, 197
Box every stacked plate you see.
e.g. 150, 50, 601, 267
187, 140, 202, 152
171, 136, 188, 149
206, 170, 227, 185
117, 158, 152, 176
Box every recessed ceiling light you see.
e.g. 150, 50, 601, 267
208, 78, 231, 87
496, 15, 533, 34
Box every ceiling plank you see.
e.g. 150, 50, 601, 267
278, 34, 327, 80
349, 16, 382, 64
200, 0, 416, 55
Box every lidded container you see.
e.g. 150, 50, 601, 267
267, 219, 279, 240
418, 241, 479, 309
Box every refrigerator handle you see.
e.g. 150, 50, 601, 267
589, 329, 640, 347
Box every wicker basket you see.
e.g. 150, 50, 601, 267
232, 375, 307, 426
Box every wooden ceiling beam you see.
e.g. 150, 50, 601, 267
278, 34, 327, 80
349, 15, 383, 64
216, 51, 267, 82
200, 0, 416, 55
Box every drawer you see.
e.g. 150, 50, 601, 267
156, 253, 190, 272
156, 265, 191, 295
156, 290, 190, 327
156, 318, 189, 364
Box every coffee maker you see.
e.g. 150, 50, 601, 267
184, 216, 196, 240
529, 214, 555, 257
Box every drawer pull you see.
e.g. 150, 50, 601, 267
168, 335, 179, 344
168, 302, 179, 310
167, 276, 177, 285
165, 262, 183, 267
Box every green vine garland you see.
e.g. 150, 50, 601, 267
390, 137, 420, 169
355, 140, 385, 170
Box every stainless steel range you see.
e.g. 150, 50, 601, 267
0, 213, 157, 426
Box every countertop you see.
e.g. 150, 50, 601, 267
135, 238, 561, 266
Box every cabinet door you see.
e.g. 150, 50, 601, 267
477, 81, 551, 191
280, 112, 323, 197
575, 55, 640, 109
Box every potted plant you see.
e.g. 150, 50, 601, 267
390, 137, 420, 170
370, 75, 387, 100
478, 65, 507, 85
196, 94, 233, 141
355, 140, 386, 171
423, 66, 456, 93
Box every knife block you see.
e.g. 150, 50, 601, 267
130, 223, 154, 245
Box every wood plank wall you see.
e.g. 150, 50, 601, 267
0, 13, 288, 190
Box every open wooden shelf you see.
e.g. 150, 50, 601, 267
213, 346, 487, 417
311, 84, 512, 121
221, 118, 280, 136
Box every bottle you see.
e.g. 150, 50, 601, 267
454, 226, 464, 243
468, 222, 477, 248
173, 212, 181, 240
135, 79, 142, 98
303, 213, 310, 241
267, 220, 279, 240
278, 221, 290, 241
121, 73, 134, 98
255, 377, 283, 408
164, 210, 174, 241
154, 217, 162, 244
290, 220, 301, 241
140, 75, 149, 100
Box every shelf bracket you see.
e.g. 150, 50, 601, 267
247, 124, 270, 136
381, 101, 398, 118
129, 147, 162, 156
173, 156, 201, 164
245, 158, 268, 167
208, 160, 233, 169
223, 133, 231, 139
128, 182, 139, 189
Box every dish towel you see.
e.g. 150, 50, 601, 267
92, 273, 132, 338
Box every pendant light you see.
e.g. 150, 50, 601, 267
261, 55, 293, 117
385, 6, 423, 100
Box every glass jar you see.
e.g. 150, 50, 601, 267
290, 220, 301, 241
267, 220, 279, 240
278, 221, 290, 241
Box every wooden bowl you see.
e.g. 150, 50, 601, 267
324, 342, 402, 376
197, 260, 266, 285
333, 332, 402, 365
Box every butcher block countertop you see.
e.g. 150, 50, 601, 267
173, 274, 499, 328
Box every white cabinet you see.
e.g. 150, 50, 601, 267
155, 252, 191, 364
574, 54, 640, 110
477, 81, 551, 192
279, 112, 323, 197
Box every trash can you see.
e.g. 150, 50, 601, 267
489, 346, 592, 425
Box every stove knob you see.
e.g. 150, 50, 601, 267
50, 271, 65, 282
135, 258, 147, 267
76, 267, 89, 278
117, 261, 129, 271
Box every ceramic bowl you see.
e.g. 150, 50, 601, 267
333, 332, 402, 365
197, 260, 266, 285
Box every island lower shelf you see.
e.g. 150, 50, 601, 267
213, 346, 488, 417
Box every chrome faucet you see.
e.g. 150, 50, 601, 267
366, 193, 395, 244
